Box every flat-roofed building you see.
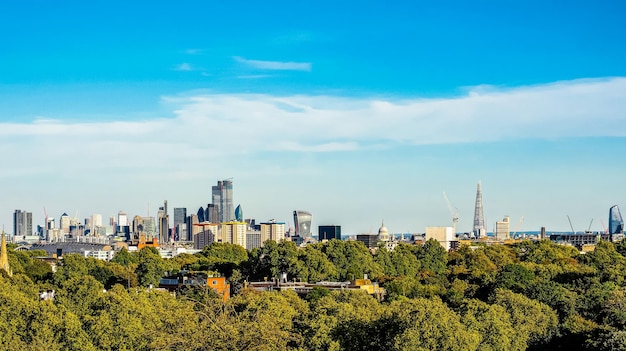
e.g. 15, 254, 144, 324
221, 221, 247, 248
495, 216, 511, 240
193, 222, 219, 250
356, 234, 378, 249
425, 226, 455, 250
246, 230, 262, 250
260, 221, 286, 244
319, 225, 341, 241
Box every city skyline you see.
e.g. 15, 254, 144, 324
1, 1, 625, 234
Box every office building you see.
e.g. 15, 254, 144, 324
319, 225, 341, 241
13, 209, 32, 238
143, 217, 156, 236
293, 210, 312, 238
246, 230, 262, 250
193, 222, 218, 250
117, 211, 129, 227
158, 200, 169, 243
472, 182, 486, 238
609, 205, 624, 234
356, 234, 378, 249
131, 215, 143, 237
425, 226, 455, 250
174, 208, 187, 227
495, 216, 511, 240
212, 179, 234, 222
235, 205, 243, 222
174, 208, 187, 241
60, 213, 70, 234
221, 221, 247, 248
260, 221, 286, 243
186, 214, 201, 242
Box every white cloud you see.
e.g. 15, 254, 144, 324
173, 62, 193, 71
1, 76, 622, 184
234, 56, 312, 71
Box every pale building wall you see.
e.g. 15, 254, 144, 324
425, 226, 455, 250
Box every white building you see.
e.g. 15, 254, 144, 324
221, 221, 247, 248
495, 216, 511, 240
425, 226, 455, 250
260, 221, 286, 244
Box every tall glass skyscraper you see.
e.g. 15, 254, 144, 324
212, 179, 234, 222
293, 210, 312, 238
609, 205, 624, 234
13, 209, 32, 238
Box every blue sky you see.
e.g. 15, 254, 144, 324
1, 1, 625, 235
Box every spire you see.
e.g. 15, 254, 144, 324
472, 181, 486, 238
0, 228, 12, 277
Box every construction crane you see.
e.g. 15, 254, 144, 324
442, 192, 460, 234
512, 216, 525, 237
587, 219, 594, 233
567, 215, 576, 235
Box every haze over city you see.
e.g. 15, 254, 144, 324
1, 1, 625, 235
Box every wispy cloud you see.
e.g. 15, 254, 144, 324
184, 49, 204, 55
234, 56, 312, 71
173, 62, 193, 71
236, 74, 274, 79
1, 77, 624, 177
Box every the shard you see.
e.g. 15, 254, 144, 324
472, 182, 486, 238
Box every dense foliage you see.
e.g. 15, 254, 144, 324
2, 238, 626, 350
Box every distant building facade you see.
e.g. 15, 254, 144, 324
495, 216, 511, 240
260, 221, 286, 243
212, 179, 234, 222
246, 230, 262, 250
609, 205, 624, 234
13, 209, 32, 238
356, 234, 378, 249
425, 226, 455, 250
318, 225, 341, 241
193, 222, 218, 250
221, 221, 246, 248
293, 210, 312, 238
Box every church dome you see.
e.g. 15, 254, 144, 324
378, 220, 390, 241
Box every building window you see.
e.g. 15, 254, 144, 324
212, 280, 217, 285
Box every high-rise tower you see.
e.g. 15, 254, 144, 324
609, 205, 624, 234
212, 179, 234, 222
13, 209, 32, 238
472, 182, 486, 238
293, 210, 313, 238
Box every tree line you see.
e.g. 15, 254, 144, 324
2, 238, 626, 350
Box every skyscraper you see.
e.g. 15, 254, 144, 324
60, 212, 70, 234
197, 206, 206, 223
293, 210, 313, 238
212, 179, 234, 222
13, 209, 32, 238
472, 182, 486, 238
158, 200, 169, 243
235, 204, 243, 222
609, 205, 624, 234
